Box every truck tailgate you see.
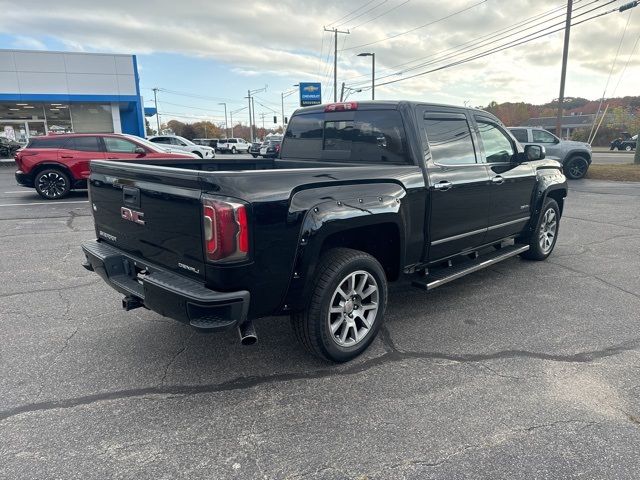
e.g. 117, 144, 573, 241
89, 160, 206, 280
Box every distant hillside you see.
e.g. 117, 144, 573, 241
484, 96, 640, 126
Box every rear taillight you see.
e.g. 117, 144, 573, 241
202, 197, 249, 263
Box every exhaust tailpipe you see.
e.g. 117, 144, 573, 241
122, 295, 143, 311
238, 319, 258, 346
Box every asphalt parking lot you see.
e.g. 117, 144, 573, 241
1, 162, 639, 479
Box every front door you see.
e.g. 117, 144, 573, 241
422, 110, 491, 261
474, 117, 536, 243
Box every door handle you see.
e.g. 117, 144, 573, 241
60, 155, 73, 159
107, 156, 119, 159
491, 175, 504, 185
433, 181, 453, 191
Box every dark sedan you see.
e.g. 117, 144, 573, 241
249, 141, 262, 158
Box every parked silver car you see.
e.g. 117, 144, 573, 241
509, 127, 592, 179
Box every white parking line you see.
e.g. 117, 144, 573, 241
0, 200, 89, 207
3, 191, 34, 194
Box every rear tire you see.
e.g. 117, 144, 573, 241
34, 168, 71, 200
291, 248, 387, 362
625, 145, 633, 152
564, 156, 589, 179
231, 147, 237, 154
520, 198, 560, 261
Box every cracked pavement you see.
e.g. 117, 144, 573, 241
1, 167, 639, 479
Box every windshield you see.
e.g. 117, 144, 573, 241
177, 136, 195, 146
124, 135, 166, 152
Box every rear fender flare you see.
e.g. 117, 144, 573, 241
282, 183, 408, 310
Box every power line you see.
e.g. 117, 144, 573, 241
148, 99, 226, 113
611, 27, 640, 96
359, 5, 630, 90
348, 0, 609, 88
345, 0, 576, 82
341, 0, 488, 52
326, 0, 379, 27
335, 0, 390, 28
351, 0, 411, 30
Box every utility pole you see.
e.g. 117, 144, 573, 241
251, 97, 256, 141
218, 103, 228, 138
246, 91, 253, 141
340, 82, 346, 102
152, 87, 160, 134
555, 0, 573, 139
259, 112, 266, 130
324, 27, 350, 102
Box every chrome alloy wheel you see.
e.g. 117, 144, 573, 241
37, 172, 67, 199
328, 270, 379, 347
539, 208, 557, 254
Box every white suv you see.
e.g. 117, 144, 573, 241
147, 135, 215, 158
217, 138, 250, 154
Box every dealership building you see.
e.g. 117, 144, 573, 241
0, 49, 145, 143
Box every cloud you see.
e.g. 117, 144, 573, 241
0, 0, 638, 106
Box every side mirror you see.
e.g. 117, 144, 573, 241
134, 147, 146, 155
524, 144, 545, 161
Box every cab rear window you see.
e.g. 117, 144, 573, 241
282, 110, 410, 164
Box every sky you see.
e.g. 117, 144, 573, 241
1, 0, 639, 127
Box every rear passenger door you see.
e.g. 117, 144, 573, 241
422, 109, 491, 261
57, 136, 105, 179
474, 116, 536, 243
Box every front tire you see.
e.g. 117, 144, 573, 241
291, 248, 387, 362
564, 156, 589, 179
193, 151, 203, 158
625, 145, 633, 152
34, 168, 71, 200
520, 198, 560, 261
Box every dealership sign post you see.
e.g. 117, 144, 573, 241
299, 83, 322, 107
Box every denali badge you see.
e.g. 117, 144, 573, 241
121, 207, 145, 225
178, 262, 200, 274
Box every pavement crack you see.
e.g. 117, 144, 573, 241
0, 279, 100, 299
2, 336, 639, 423
159, 332, 194, 386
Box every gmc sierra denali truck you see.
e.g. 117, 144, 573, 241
82, 101, 567, 362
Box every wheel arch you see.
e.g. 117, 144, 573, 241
281, 183, 408, 312
31, 161, 75, 179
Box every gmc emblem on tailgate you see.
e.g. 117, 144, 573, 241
121, 207, 145, 225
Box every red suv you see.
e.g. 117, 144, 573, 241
14, 133, 196, 199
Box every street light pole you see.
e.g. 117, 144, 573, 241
152, 87, 160, 133
357, 53, 375, 100
218, 103, 228, 138
281, 84, 299, 129
555, 0, 573, 138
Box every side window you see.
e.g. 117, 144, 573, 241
532, 129, 557, 144
424, 116, 477, 165
477, 121, 515, 163
510, 128, 528, 143
229, 139, 237, 144
350, 110, 410, 164
104, 137, 138, 153
68, 136, 101, 152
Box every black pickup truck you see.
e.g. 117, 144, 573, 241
82, 101, 567, 362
